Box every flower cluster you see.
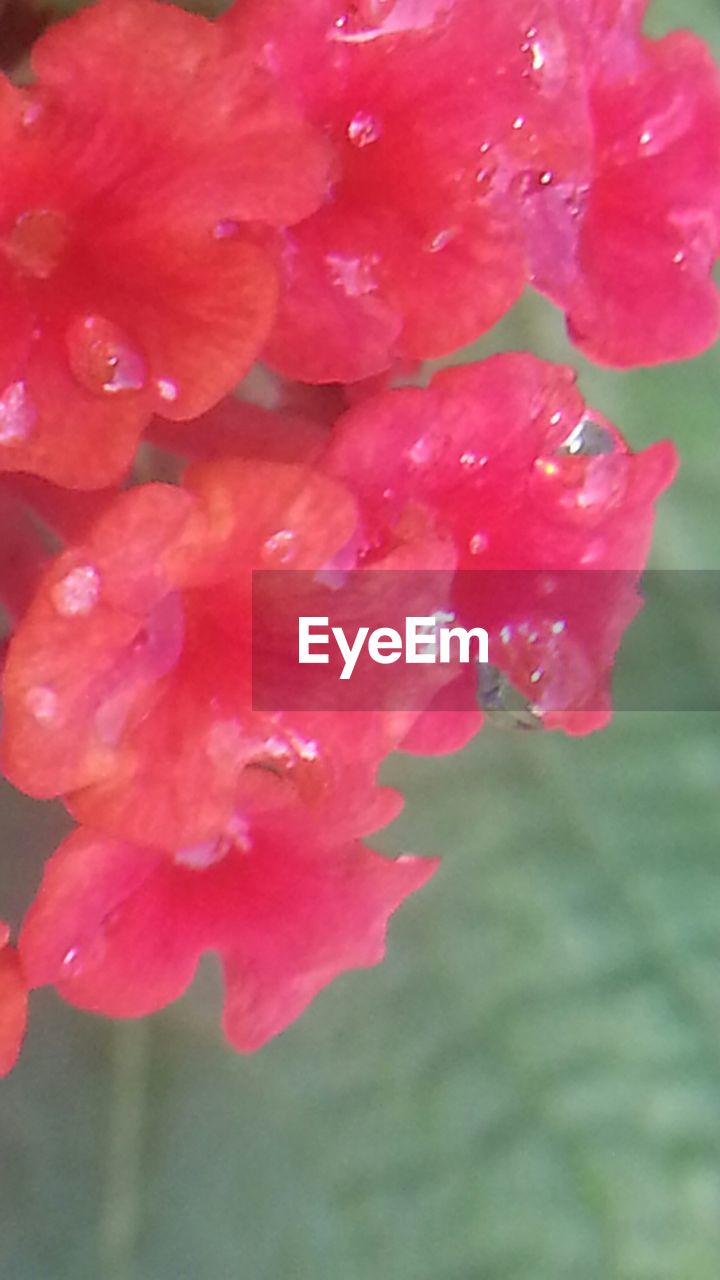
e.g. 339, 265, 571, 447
0, 0, 713, 1071
225, 0, 720, 378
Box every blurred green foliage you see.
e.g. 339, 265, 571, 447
2, 2, 720, 1278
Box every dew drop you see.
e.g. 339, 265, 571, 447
174, 836, 233, 870
512, 115, 526, 131
558, 417, 617, 457
347, 111, 382, 147
25, 685, 59, 724
0, 381, 35, 444
530, 40, 545, 71
51, 564, 101, 617
468, 531, 489, 556
61, 946, 82, 974
487, 619, 592, 719
477, 663, 543, 731
459, 449, 487, 471
213, 219, 240, 239
66, 316, 147, 397
530, 453, 627, 525
521, 25, 549, 89
474, 155, 497, 198
21, 98, 43, 129
261, 528, 298, 565
330, 0, 451, 41
6, 209, 69, 280
325, 252, 378, 297
156, 377, 179, 403
408, 434, 434, 465
668, 208, 717, 272
423, 226, 459, 254
580, 537, 607, 566
94, 687, 136, 748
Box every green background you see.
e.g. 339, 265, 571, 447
2, 2, 720, 1276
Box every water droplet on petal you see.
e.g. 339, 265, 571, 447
558, 417, 617, 457
407, 434, 434, 465
580, 537, 607, 566
156, 377, 179, 403
347, 111, 382, 147
62, 946, 82, 974
468, 531, 489, 556
21, 98, 43, 129
330, 0, 452, 41
25, 685, 59, 724
517, 24, 545, 88
530, 453, 628, 525
477, 663, 544, 731
174, 836, 234, 870
261, 529, 298, 565
474, 156, 497, 198
668, 208, 717, 273
488, 618, 593, 718
459, 449, 487, 471
325, 252, 379, 297
530, 40, 545, 71
66, 316, 147, 397
6, 209, 69, 279
423, 226, 459, 253
213, 219, 240, 239
51, 564, 101, 617
0, 381, 35, 443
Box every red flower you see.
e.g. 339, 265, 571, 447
0, 925, 26, 1076
19, 823, 438, 1051
222, 0, 720, 380
325, 355, 677, 730
326, 355, 677, 571
536, 3, 720, 364
1, 455, 445, 848
0, 0, 330, 488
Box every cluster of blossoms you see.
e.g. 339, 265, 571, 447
0, 0, 716, 1073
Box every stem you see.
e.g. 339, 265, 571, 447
98, 1019, 150, 1280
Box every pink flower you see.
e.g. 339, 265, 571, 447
222, 0, 720, 379
20, 822, 438, 1051
325, 355, 677, 730
0, 0, 330, 487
